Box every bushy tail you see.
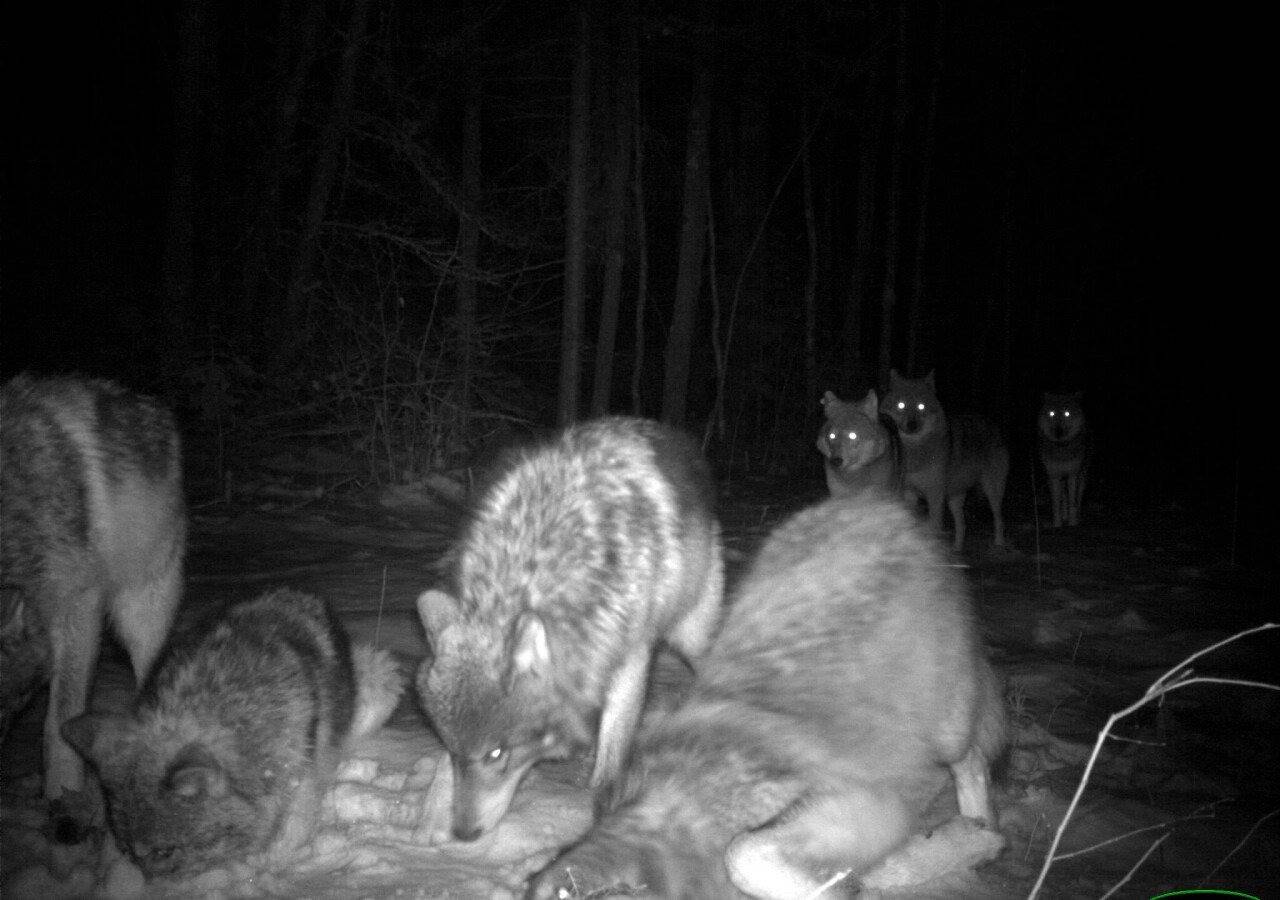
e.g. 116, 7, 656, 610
349, 643, 404, 739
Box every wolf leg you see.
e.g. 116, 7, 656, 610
950, 744, 997, 828
667, 528, 724, 661
44, 583, 106, 805
982, 450, 1009, 547
110, 562, 182, 686
726, 789, 911, 900
1047, 474, 1065, 528
590, 647, 650, 789
947, 493, 967, 552
1066, 471, 1082, 526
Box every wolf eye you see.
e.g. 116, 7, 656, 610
847, 431, 857, 441
1063, 410, 1070, 417
896, 401, 905, 410
484, 746, 506, 764
1048, 410, 1056, 417
916, 402, 925, 411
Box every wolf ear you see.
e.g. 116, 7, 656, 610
820, 390, 838, 408
511, 612, 552, 681
416, 589, 459, 641
859, 389, 879, 417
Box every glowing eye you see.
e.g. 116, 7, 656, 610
1048, 410, 1056, 417
828, 432, 837, 441
897, 401, 905, 410
916, 403, 925, 411
1063, 410, 1070, 417
847, 431, 857, 441
485, 747, 505, 763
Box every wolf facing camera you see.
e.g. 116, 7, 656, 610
1038, 391, 1092, 527
879, 369, 1009, 552
816, 389, 902, 499
415, 416, 725, 842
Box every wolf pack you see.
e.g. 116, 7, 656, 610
0, 368, 1091, 897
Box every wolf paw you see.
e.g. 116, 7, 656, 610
529, 844, 653, 899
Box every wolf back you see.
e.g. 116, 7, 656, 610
816, 389, 902, 498
61, 588, 403, 880
1038, 391, 1092, 527
531, 495, 1006, 899
880, 369, 1008, 551
415, 416, 725, 841
0, 374, 187, 820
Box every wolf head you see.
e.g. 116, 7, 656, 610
1039, 391, 1086, 443
880, 369, 944, 441
61, 712, 268, 878
818, 389, 889, 475
415, 589, 590, 841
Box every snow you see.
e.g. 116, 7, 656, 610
2, 483, 1277, 898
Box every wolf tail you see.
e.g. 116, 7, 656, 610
349, 643, 404, 739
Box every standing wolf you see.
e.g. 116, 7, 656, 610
415, 416, 725, 842
61, 588, 403, 880
0, 375, 186, 832
816, 389, 901, 498
880, 369, 1008, 551
1038, 391, 1091, 527
530, 494, 1007, 899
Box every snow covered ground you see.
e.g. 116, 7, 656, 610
2, 476, 1276, 898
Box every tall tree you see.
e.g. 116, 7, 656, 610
660, 66, 711, 427
907, 0, 943, 375
242, 0, 325, 318
161, 0, 205, 353
456, 7, 483, 433
844, 51, 884, 390
590, 6, 634, 417
877, 0, 910, 387
283, 0, 370, 353
559, 4, 591, 426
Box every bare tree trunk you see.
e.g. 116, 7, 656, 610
802, 103, 819, 407
628, 19, 648, 416
844, 61, 883, 390
456, 7, 483, 433
907, 0, 943, 375
660, 66, 711, 427
559, 4, 591, 426
242, 0, 324, 316
162, 0, 204, 351
877, 0, 910, 388
283, 0, 370, 353
590, 11, 632, 417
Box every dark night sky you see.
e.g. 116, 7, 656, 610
0, 1, 1260, 526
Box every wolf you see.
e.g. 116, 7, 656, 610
415, 416, 725, 842
0, 374, 186, 832
530, 494, 1006, 900
61, 588, 403, 880
1038, 391, 1092, 527
816, 389, 901, 499
879, 369, 1009, 551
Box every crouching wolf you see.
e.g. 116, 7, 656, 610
415, 416, 725, 842
61, 588, 403, 880
1038, 391, 1091, 527
880, 369, 1009, 551
816, 389, 901, 498
531, 493, 1007, 900
0, 375, 186, 832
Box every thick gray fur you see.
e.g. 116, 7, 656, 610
531, 493, 1007, 899
416, 415, 725, 840
0, 374, 186, 818
60, 588, 403, 880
